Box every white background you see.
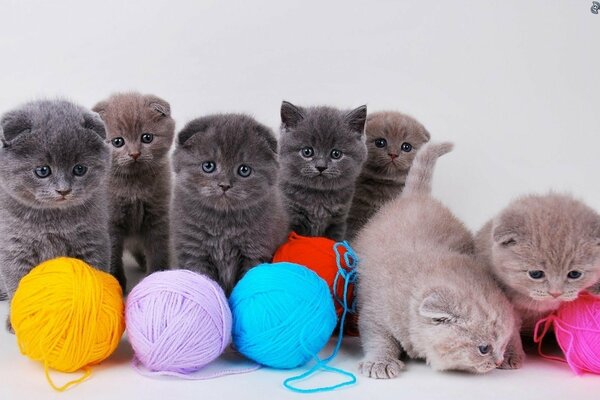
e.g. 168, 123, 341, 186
1, 1, 599, 399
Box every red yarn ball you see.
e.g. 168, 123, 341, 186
272, 232, 355, 318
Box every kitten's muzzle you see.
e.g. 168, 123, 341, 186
218, 183, 231, 192
129, 152, 141, 161
56, 189, 72, 199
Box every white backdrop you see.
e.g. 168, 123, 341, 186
1, 2, 600, 399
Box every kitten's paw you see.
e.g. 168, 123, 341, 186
359, 358, 405, 379
499, 351, 525, 369
5, 316, 14, 334
587, 282, 600, 297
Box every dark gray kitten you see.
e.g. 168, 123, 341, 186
0, 100, 111, 331
279, 101, 368, 241
93, 93, 175, 291
346, 111, 431, 240
171, 114, 289, 295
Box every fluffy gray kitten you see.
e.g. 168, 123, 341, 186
171, 114, 289, 295
354, 142, 523, 378
93, 93, 175, 291
346, 111, 431, 240
279, 101, 368, 241
475, 194, 600, 334
0, 100, 111, 331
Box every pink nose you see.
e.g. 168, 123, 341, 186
549, 291, 562, 298
129, 152, 141, 161
389, 153, 398, 160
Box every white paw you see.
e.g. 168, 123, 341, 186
359, 358, 405, 379
498, 351, 525, 369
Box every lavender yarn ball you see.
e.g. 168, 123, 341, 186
126, 270, 231, 375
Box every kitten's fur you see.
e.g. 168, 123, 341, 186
279, 101, 368, 241
354, 143, 523, 378
475, 194, 600, 334
0, 100, 111, 330
346, 111, 431, 239
171, 114, 289, 294
93, 93, 175, 291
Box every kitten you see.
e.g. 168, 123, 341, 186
93, 93, 175, 291
346, 111, 431, 240
279, 101, 368, 241
171, 114, 289, 295
0, 100, 111, 331
354, 142, 523, 378
475, 194, 600, 334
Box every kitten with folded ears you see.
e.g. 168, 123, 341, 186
354, 142, 523, 378
93, 93, 175, 291
346, 111, 431, 240
0, 100, 111, 331
475, 193, 600, 334
171, 114, 289, 295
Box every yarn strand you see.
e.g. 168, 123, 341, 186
283, 241, 358, 393
45, 363, 92, 392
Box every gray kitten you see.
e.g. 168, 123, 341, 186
279, 101, 368, 241
171, 114, 289, 295
0, 100, 111, 331
475, 194, 600, 334
93, 93, 175, 291
346, 111, 431, 240
354, 142, 523, 378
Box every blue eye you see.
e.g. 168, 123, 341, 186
301, 147, 314, 158
238, 165, 252, 177
111, 137, 125, 148
567, 270, 582, 280
374, 138, 387, 148
478, 345, 491, 355
73, 164, 88, 177
34, 166, 51, 178
401, 142, 413, 152
141, 133, 154, 144
202, 161, 216, 173
330, 149, 342, 160
528, 270, 545, 280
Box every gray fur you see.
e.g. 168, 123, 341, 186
171, 114, 289, 295
0, 99, 111, 331
475, 193, 600, 334
354, 143, 523, 378
347, 111, 430, 239
93, 93, 175, 291
279, 101, 368, 241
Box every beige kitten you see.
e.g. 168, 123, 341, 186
354, 142, 523, 378
475, 194, 600, 334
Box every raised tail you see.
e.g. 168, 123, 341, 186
403, 142, 454, 197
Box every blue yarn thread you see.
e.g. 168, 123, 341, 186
283, 241, 359, 394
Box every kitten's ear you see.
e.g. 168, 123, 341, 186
83, 112, 107, 139
420, 126, 432, 143
0, 109, 32, 143
493, 211, 526, 247
177, 118, 214, 146
419, 288, 461, 324
145, 95, 171, 118
345, 105, 367, 134
255, 125, 278, 154
280, 101, 304, 129
92, 100, 108, 119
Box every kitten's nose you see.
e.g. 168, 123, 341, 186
549, 291, 563, 298
219, 183, 231, 192
56, 189, 72, 197
129, 152, 141, 161
316, 166, 327, 173
388, 153, 399, 160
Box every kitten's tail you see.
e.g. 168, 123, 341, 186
403, 142, 454, 197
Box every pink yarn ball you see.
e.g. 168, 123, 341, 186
536, 292, 600, 374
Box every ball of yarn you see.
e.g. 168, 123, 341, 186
10, 257, 124, 389
126, 270, 231, 375
273, 232, 355, 317
229, 262, 337, 369
536, 292, 600, 374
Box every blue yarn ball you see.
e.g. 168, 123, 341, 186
229, 262, 337, 369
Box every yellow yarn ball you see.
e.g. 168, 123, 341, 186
10, 257, 124, 391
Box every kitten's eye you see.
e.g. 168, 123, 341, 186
202, 161, 216, 173
73, 164, 88, 177
528, 270, 545, 280
401, 142, 413, 152
478, 345, 491, 355
141, 133, 154, 144
301, 147, 314, 158
330, 149, 343, 160
238, 165, 252, 178
567, 270, 583, 280
34, 166, 51, 178
374, 138, 387, 148
111, 137, 125, 148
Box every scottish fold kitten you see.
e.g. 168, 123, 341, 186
279, 101, 368, 241
0, 100, 111, 330
93, 93, 175, 291
475, 194, 600, 334
354, 143, 523, 378
171, 114, 289, 294
346, 111, 431, 239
